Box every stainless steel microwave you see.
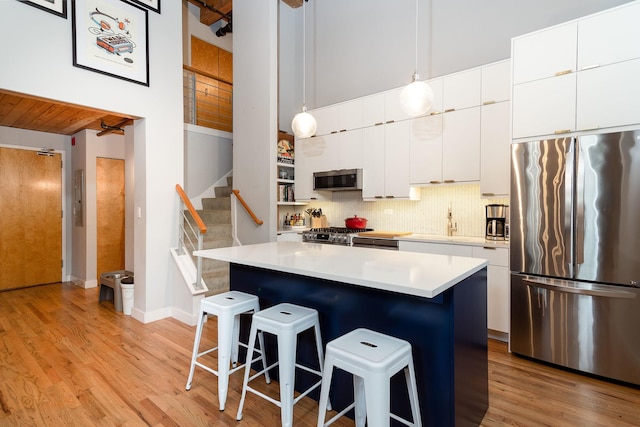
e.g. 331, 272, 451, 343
313, 169, 362, 191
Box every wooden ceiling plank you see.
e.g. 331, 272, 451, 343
1, 97, 39, 127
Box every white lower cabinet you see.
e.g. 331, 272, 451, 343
398, 241, 473, 257
277, 232, 303, 242
472, 246, 509, 337
399, 240, 510, 339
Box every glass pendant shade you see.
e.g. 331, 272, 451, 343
401, 77, 434, 117
291, 108, 317, 138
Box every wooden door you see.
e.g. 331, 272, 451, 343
96, 158, 125, 282
0, 147, 62, 290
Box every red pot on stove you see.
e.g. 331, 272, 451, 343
345, 215, 367, 229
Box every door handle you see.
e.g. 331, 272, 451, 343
523, 278, 636, 299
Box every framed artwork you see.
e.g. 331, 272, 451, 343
72, 0, 149, 86
18, 0, 68, 18
127, 0, 160, 14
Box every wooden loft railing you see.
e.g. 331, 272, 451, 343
175, 184, 207, 292
232, 190, 264, 225
183, 65, 233, 133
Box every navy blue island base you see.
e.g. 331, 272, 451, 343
230, 263, 488, 427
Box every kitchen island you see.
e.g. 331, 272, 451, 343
195, 242, 489, 426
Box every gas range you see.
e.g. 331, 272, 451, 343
302, 227, 373, 246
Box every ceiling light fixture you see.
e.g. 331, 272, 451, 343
291, 0, 317, 139
400, 0, 434, 117
215, 14, 232, 37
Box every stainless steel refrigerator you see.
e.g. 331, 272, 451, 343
510, 130, 640, 386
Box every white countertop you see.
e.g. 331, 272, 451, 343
195, 242, 488, 298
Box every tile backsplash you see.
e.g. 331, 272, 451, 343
304, 184, 509, 237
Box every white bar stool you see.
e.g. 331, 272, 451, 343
236, 302, 328, 427
185, 290, 270, 411
317, 328, 422, 427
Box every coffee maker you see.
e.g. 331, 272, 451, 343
486, 204, 508, 241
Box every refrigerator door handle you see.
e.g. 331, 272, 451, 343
523, 278, 636, 299
564, 139, 575, 277
575, 140, 585, 266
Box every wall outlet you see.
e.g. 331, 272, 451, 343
384, 209, 393, 215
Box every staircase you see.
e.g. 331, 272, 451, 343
185, 176, 233, 296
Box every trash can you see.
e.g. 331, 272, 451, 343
120, 277, 134, 315
99, 270, 133, 312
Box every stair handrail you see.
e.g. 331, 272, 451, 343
232, 190, 264, 225
175, 184, 206, 291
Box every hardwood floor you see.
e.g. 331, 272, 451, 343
1, 282, 639, 426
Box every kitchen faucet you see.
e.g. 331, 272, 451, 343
447, 203, 458, 236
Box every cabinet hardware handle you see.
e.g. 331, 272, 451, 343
444, 179, 455, 183
444, 108, 456, 113
386, 120, 395, 124
482, 101, 496, 105
310, 197, 317, 200
554, 129, 571, 134
482, 246, 497, 250
555, 69, 573, 76
386, 196, 395, 198
580, 64, 600, 71
375, 196, 384, 199
429, 180, 441, 184
482, 192, 496, 196
339, 129, 347, 132
375, 122, 384, 126
578, 126, 600, 132
429, 111, 441, 116
330, 131, 338, 134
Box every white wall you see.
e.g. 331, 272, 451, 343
233, 0, 279, 245
184, 126, 233, 199
302, 0, 633, 109
0, 1, 184, 322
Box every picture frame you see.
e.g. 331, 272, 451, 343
19, 0, 67, 18
126, 0, 160, 14
72, 0, 149, 86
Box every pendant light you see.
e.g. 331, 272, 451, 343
400, 0, 434, 117
291, 0, 317, 138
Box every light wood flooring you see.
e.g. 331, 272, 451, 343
1, 282, 639, 426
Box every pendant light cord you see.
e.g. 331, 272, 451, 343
414, 0, 419, 77
302, 1, 307, 109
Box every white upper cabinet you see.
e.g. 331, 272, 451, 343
410, 114, 443, 185
576, 58, 640, 132
480, 101, 511, 196
512, 22, 577, 84
425, 77, 444, 115
294, 136, 332, 201
442, 107, 481, 183
312, 99, 363, 136
362, 93, 385, 128
384, 87, 411, 123
312, 107, 333, 136
512, 72, 576, 139
577, 1, 640, 70
361, 125, 386, 199
443, 68, 482, 111
512, 1, 640, 139
481, 60, 511, 104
